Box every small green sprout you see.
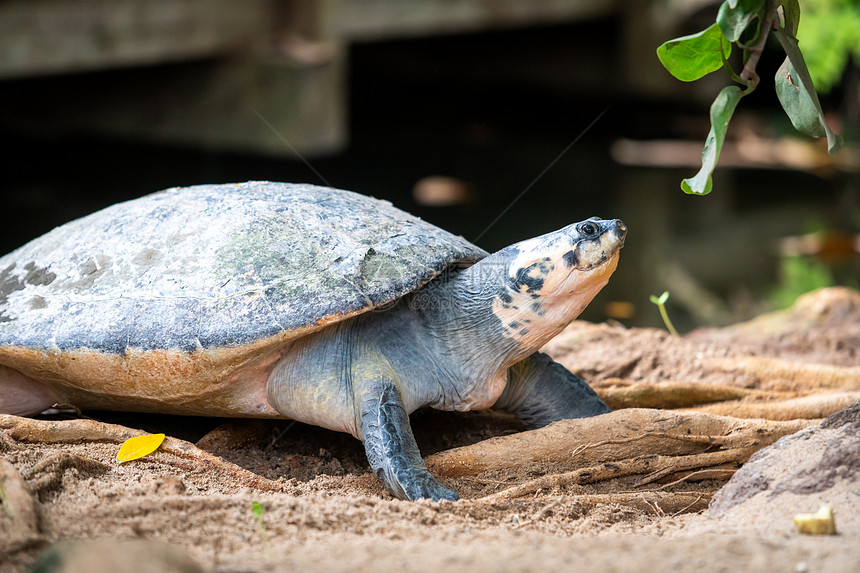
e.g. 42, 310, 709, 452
251, 500, 269, 547
649, 291, 680, 339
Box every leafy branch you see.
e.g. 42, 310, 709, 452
657, 0, 843, 195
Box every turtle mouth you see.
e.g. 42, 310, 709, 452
579, 253, 608, 271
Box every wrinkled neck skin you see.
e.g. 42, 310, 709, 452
415, 246, 619, 408
410, 257, 518, 409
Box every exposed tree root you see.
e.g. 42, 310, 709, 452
0, 415, 286, 493
569, 491, 712, 516
590, 376, 859, 420
0, 458, 43, 556
655, 466, 738, 490
631, 449, 749, 487
690, 392, 860, 420
426, 408, 813, 479
0, 431, 21, 452
27, 452, 110, 498
479, 448, 752, 502
708, 356, 860, 391
592, 379, 793, 409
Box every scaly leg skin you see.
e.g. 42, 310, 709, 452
495, 351, 610, 430
356, 374, 458, 502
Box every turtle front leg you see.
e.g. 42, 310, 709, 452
354, 366, 458, 502
495, 352, 610, 429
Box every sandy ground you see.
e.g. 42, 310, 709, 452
2, 288, 859, 572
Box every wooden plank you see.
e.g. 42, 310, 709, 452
0, 0, 618, 155
1, 0, 618, 79
3, 56, 346, 157
326, 0, 617, 41
0, 0, 274, 78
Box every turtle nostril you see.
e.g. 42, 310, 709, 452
616, 220, 627, 232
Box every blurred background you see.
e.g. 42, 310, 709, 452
1, 0, 858, 331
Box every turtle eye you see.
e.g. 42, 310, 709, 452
579, 222, 598, 236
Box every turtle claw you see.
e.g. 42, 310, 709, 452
418, 481, 459, 502
399, 471, 459, 502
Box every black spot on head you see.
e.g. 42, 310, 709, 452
519, 328, 530, 336
562, 250, 578, 268
513, 262, 548, 294
530, 301, 541, 312
500, 292, 513, 304
508, 321, 522, 329
530, 293, 540, 299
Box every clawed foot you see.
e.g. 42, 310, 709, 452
359, 376, 460, 502
386, 467, 459, 502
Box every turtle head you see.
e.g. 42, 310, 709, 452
506, 217, 626, 299
492, 217, 626, 349
416, 217, 626, 391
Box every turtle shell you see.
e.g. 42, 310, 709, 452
0, 182, 486, 355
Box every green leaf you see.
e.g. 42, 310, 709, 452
717, 0, 765, 42
657, 23, 732, 82
773, 29, 843, 153
775, 57, 825, 137
781, 0, 800, 37
682, 86, 745, 195
116, 433, 165, 464
649, 291, 670, 305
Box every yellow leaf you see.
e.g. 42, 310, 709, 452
116, 433, 166, 464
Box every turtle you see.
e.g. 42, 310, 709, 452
0, 181, 626, 501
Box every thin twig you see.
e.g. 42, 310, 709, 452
481, 448, 753, 503
645, 498, 666, 518
740, 1, 778, 87
656, 467, 738, 491
633, 448, 752, 487
513, 497, 563, 529
672, 494, 709, 517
